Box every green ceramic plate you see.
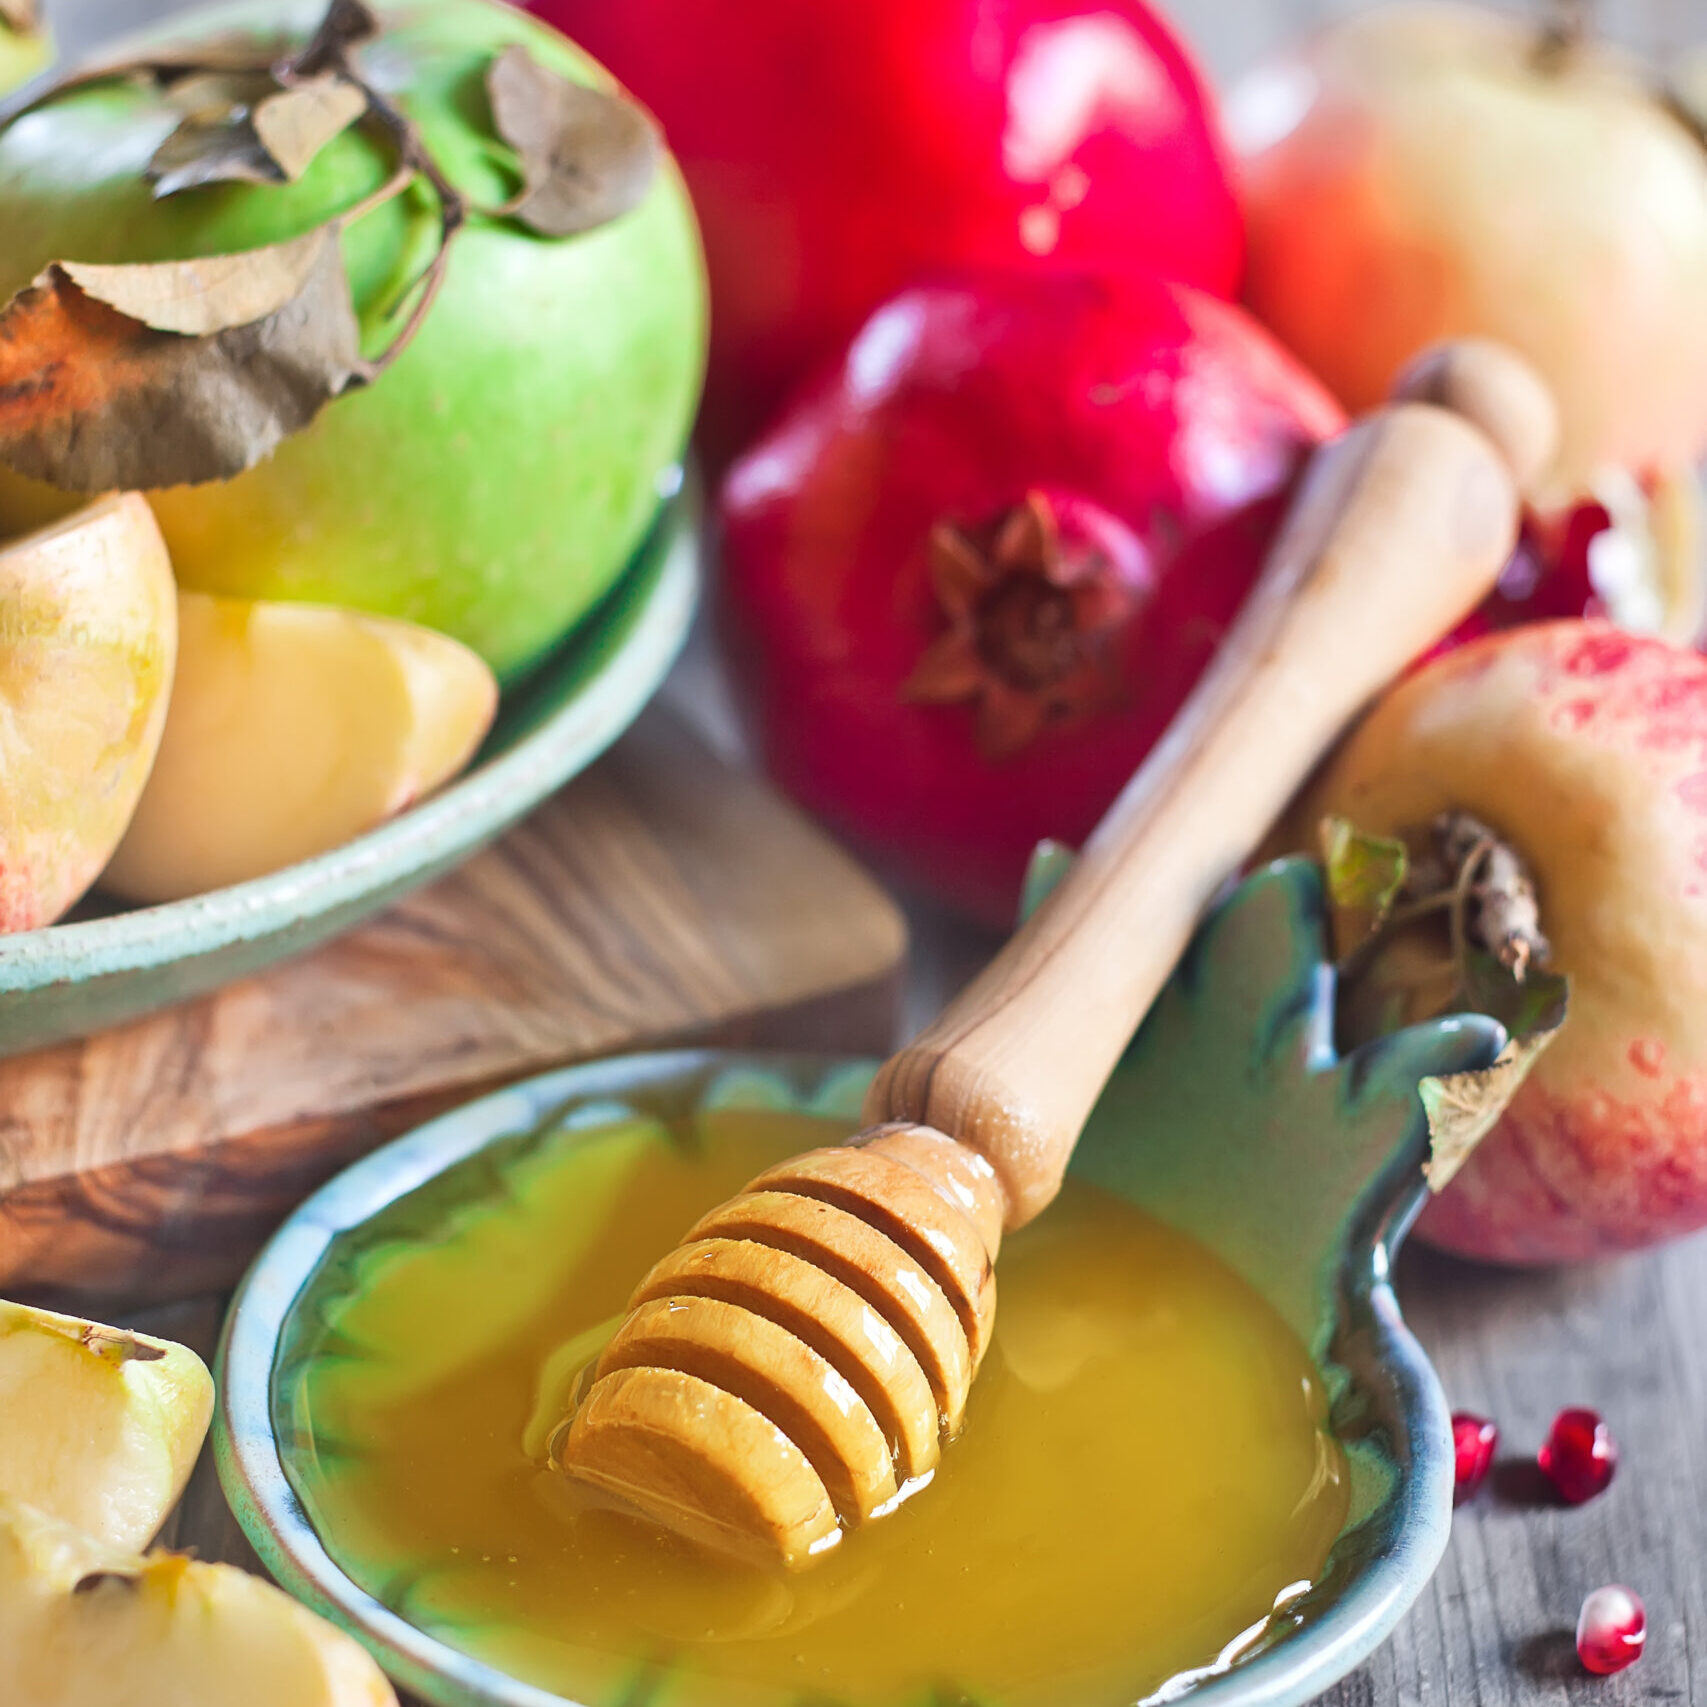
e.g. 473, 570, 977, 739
0, 478, 700, 1058
218, 860, 1510, 1707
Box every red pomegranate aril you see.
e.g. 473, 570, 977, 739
1450, 1412, 1499, 1505
1539, 1407, 1618, 1504
1576, 1584, 1647, 1675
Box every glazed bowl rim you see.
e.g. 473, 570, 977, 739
216, 1044, 1455, 1707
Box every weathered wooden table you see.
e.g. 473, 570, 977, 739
39, 0, 1707, 1700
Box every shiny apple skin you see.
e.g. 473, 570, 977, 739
1230, 1, 1707, 501
719, 270, 1343, 927
1295, 621, 1707, 1264
531, 0, 1244, 458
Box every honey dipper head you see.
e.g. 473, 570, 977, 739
557, 1124, 1006, 1569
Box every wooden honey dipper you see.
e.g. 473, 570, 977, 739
559, 341, 1559, 1569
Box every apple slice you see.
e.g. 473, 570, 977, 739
0, 493, 178, 931
101, 593, 499, 904
0, 1301, 213, 1552
0, 1497, 397, 1707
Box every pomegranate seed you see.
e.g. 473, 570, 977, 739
1539, 1408, 1618, 1504
1450, 1412, 1498, 1505
1576, 1584, 1646, 1675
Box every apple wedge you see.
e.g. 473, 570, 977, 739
0, 494, 177, 930
0, 1301, 213, 1552
101, 593, 499, 904
0, 1497, 397, 1707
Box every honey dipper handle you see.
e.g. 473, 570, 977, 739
864, 342, 1557, 1230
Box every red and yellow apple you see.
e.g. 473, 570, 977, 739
1230, 3, 1707, 638
1292, 621, 1707, 1264
0, 495, 176, 930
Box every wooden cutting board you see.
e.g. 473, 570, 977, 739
0, 707, 907, 1306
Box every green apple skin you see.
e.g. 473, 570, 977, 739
0, 0, 707, 681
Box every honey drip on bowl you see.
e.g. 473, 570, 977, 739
282, 1107, 1348, 1707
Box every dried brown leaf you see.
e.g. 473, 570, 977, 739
60, 229, 335, 336
149, 111, 288, 197
486, 44, 660, 237
162, 69, 277, 121
0, 33, 291, 128
1420, 969, 1568, 1191
0, 236, 363, 491
1421, 1023, 1562, 1192
254, 74, 367, 177
148, 72, 366, 196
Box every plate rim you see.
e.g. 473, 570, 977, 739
0, 484, 701, 1009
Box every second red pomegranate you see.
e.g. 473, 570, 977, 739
719, 270, 1342, 926
529, 0, 1244, 456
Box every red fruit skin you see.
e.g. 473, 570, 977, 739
1425, 504, 1610, 665
528, 0, 1244, 457
1300, 622, 1707, 1264
718, 271, 1343, 926
1450, 1412, 1498, 1506
1539, 1408, 1618, 1505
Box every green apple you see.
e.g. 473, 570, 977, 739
0, 0, 707, 681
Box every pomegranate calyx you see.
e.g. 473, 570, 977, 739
905, 490, 1137, 759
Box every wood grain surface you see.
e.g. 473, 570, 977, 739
0, 708, 907, 1305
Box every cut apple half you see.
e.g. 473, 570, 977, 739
0, 1497, 397, 1707
0, 492, 178, 931
0, 1300, 213, 1552
101, 593, 499, 904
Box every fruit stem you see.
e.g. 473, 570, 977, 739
1444, 832, 1496, 992
273, 2, 469, 385
333, 158, 416, 229
1533, 0, 1593, 71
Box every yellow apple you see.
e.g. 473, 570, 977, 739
0, 494, 177, 930
0, 1302, 212, 1553
101, 593, 498, 904
0, 1497, 397, 1707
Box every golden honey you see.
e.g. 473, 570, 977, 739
286, 1107, 1348, 1706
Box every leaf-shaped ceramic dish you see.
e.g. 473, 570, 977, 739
217, 859, 1505, 1707
0, 476, 699, 1058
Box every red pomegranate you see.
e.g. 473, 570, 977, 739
718, 270, 1343, 926
528, 0, 1244, 457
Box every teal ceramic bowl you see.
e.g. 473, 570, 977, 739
0, 478, 699, 1058
217, 860, 1507, 1707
